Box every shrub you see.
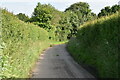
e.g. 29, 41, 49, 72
67, 12, 119, 78
0, 9, 50, 78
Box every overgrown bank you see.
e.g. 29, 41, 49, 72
67, 12, 119, 78
0, 9, 50, 78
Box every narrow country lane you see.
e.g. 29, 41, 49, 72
32, 44, 95, 78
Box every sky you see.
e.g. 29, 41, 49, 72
1, 0, 120, 17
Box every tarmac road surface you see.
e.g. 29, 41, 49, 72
32, 44, 95, 78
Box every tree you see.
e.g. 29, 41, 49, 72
98, 5, 120, 17
98, 6, 111, 17
65, 2, 91, 15
29, 2, 97, 41
55, 11, 80, 41
63, 2, 96, 39
16, 13, 29, 22
65, 2, 96, 23
55, 12, 72, 41
30, 3, 52, 24
30, 3, 57, 40
111, 5, 120, 13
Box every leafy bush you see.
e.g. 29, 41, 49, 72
16, 13, 29, 22
98, 5, 120, 17
67, 12, 119, 78
29, 2, 97, 41
0, 9, 50, 78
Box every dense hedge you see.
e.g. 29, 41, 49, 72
0, 9, 50, 78
67, 12, 119, 78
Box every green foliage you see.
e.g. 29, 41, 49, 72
55, 11, 79, 41
65, 2, 97, 22
1, 9, 50, 78
67, 12, 119, 78
30, 3, 58, 40
29, 2, 97, 41
54, 1, 97, 41
65, 2, 91, 14
98, 5, 120, 17
31, 3, 52, 23
62, 2, 97, 40
16, 13, 29, 22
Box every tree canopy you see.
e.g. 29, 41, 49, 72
15, 2, 119, 42
98, 5, 120, 17
16, 13, 29, 22
65, 2, 96, 23
28, 2, 97, 41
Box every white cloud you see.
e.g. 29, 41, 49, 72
1, 0, 64, 2
1, 0, 119, 3
1, 0, 119, 16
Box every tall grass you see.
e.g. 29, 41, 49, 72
67, 12, 119, 78
0, 9, 50, 78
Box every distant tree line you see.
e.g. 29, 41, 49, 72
16, 13, 29, 22
16, 2, 120, 41
98, 5, 120, 17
